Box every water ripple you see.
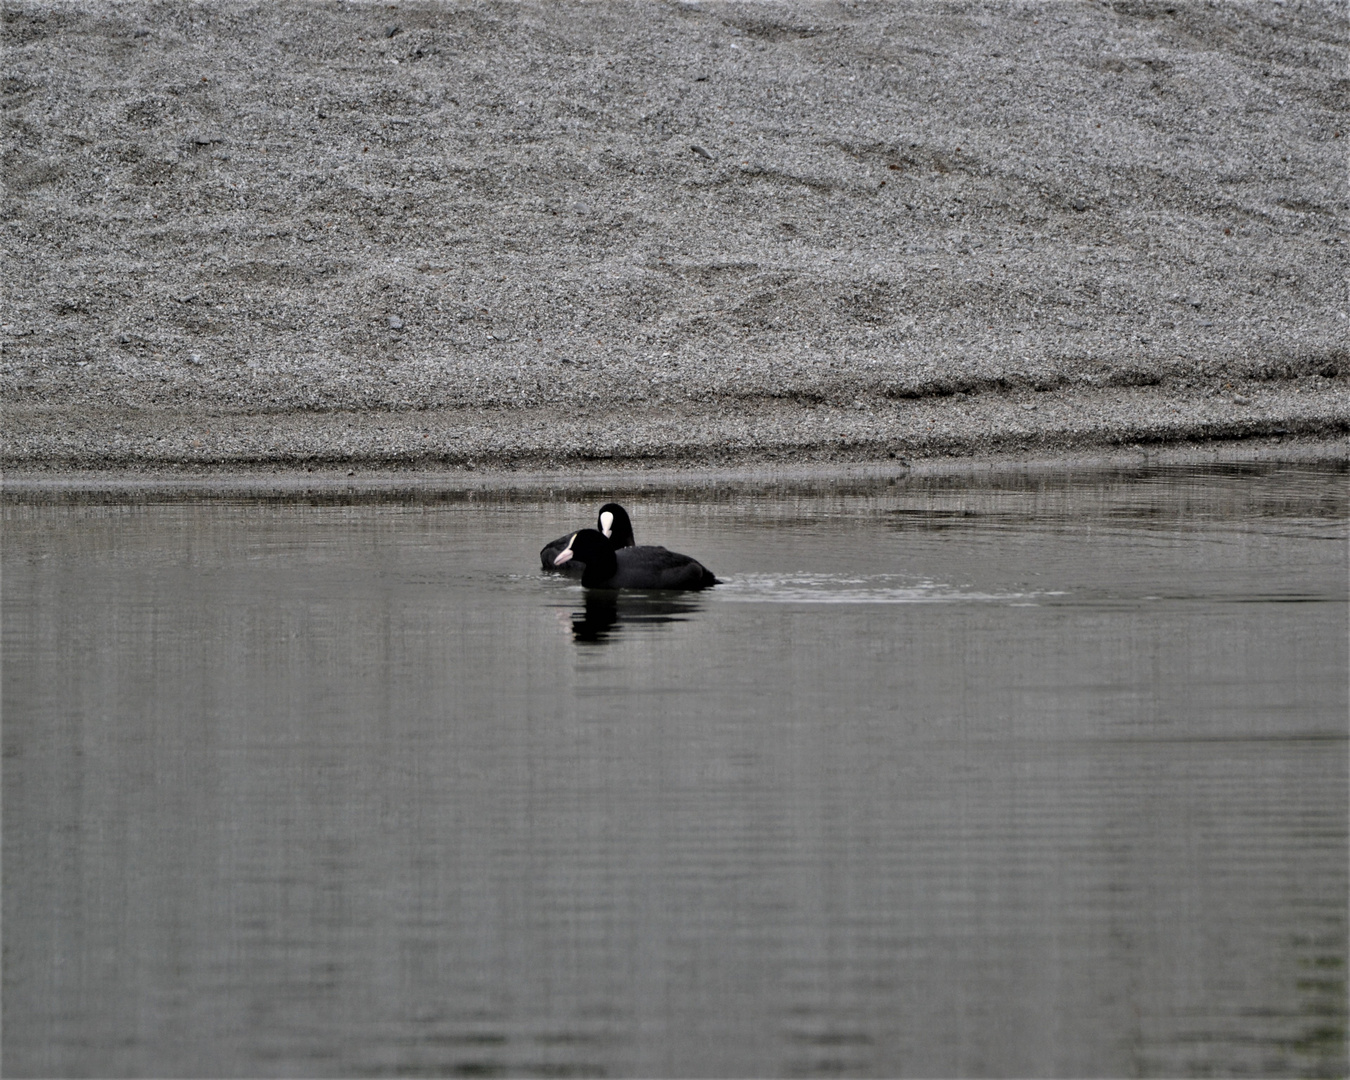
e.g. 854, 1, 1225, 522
715, 572, 1047, 605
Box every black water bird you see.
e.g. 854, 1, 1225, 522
552, 528, 718, 591
540, 503, 635, 572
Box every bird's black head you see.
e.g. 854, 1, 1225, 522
551, 528, 618, 580
597, 503, 635, 549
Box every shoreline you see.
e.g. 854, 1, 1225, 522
5, 432, 1345, 499
4, 375, 1347, 478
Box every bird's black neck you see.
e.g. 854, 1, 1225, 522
578, 537, 618, 587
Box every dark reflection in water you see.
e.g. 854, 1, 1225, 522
3, 463, 1347, 1078
567, 591, 704, 643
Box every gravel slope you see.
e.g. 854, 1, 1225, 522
3, 0, 1347, 468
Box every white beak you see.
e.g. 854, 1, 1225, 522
553, 534, 577, 567
599, 511, 614, 538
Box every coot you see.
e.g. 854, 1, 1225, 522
552, 528, 718, 590
540, 503, 635, 572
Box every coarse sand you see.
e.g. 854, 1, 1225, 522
3, 0, 1347, 475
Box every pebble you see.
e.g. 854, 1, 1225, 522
388, 316, 404, 330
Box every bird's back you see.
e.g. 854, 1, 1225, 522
611, 545, 718, 590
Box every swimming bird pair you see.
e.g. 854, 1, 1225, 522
540, 502, 718, 591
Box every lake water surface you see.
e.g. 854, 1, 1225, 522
4, 463, 1347, 1078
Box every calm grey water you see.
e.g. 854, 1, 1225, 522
4, 464, 1347, 1079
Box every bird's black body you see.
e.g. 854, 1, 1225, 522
540, 503, 635, 573
553, 528, 718, 591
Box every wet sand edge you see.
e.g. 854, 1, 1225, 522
4, 433, 1345, 499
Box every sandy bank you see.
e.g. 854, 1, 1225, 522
3, 0, 1346, 469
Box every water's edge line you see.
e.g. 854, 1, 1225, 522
3, 436, 1346, 498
